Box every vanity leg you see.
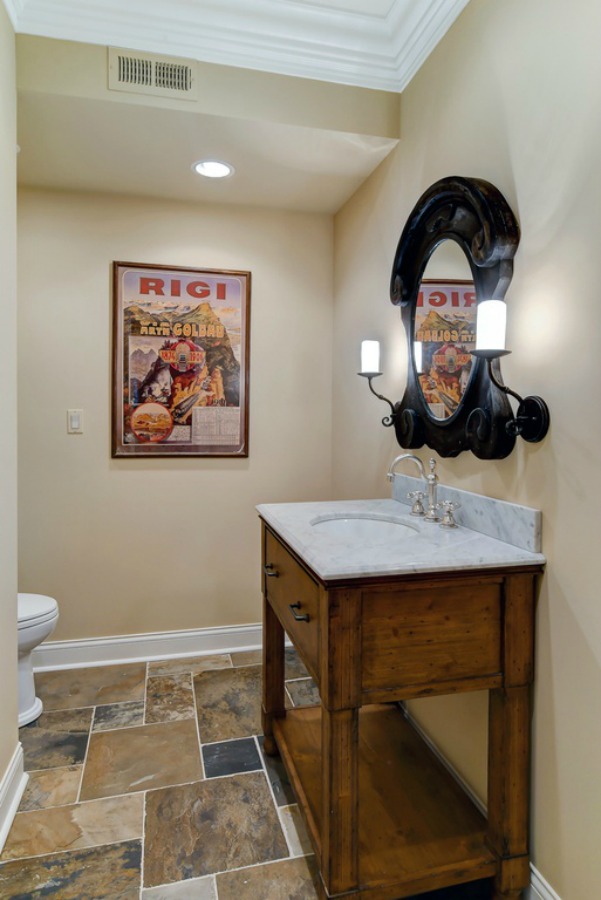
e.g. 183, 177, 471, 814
261, 592, 285, 756
320, 705, 359, 896
488, 685, 531, 900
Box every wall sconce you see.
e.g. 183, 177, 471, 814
358, 340, 395, 427
471, 300, 549, 443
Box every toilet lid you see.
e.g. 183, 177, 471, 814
18, 592, 58, 626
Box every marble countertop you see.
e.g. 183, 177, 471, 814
257, 498, 546, 582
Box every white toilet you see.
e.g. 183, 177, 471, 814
17, 593, 59, 727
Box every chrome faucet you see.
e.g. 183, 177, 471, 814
387, 453, 425, 481
387, 454, 440, 522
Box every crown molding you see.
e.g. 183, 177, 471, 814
386, 0, 471, 91
12, 0, 471, 91
1, 0, 25, 30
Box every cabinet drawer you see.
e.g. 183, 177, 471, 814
361, 580, 502, 699
263, 529, 320, 682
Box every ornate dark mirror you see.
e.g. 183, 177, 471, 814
380, 175, 549, 459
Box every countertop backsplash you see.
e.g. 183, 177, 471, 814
390, 473, 542, 554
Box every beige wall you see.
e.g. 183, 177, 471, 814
0, 3, 18, 780
13, 1, 601, 893
18, 189, 333, 639
333, 0, 601, 897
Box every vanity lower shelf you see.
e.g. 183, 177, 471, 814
273, 703, 497, 899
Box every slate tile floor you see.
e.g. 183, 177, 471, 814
0, 648, 493, 899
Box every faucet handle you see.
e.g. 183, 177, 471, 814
407, 490, 425, 517
437, 500, 461, 528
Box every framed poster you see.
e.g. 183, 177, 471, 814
414, 279, 477, 420
112, 262, 251, 457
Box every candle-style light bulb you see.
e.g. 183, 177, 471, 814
361, 340, 380, 374
414, 341, 423, 374
475, 300, 507, 352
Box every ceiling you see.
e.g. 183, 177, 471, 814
10, 0, 471, 213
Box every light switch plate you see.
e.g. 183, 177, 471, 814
67, 409, 83, 434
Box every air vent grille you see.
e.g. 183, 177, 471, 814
155, 62, 193, 92
118, 55, 152, 87
108, 48, 198, 101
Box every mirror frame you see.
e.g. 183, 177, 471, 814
390, 175, 520, 459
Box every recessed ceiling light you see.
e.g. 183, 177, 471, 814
192, 159, 234, 179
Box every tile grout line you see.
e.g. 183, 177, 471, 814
191, 767, 263, 785
284, 684, 294, 709
202, 734, 263, 748
147, 849, 316, 896
140, 659, 149, 899
190, 665, 207, 781
7, 786, 151, 826
140, 789, 147, 899
1, 835, 146, 867
142, 660, 150, 727
254, 734, 294, 860
210, 849, 316, 882
75, 708, 95, 804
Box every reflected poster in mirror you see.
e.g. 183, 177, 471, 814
112, 261, 251, 458
414, 280, 477, 420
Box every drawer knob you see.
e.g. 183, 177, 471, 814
263, 564, 279, 577
289, 602, 310, 623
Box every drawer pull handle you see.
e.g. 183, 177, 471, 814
289, 603, 310, 623
263, 564, 279, 577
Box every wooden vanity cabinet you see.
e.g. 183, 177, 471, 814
261, 522, 543, 900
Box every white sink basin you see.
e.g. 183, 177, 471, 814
310, 514, 419, 542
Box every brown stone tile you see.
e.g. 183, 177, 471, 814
286, 678, 320, 708
148, 654, 232, 676
216, 856, 320, 899
1, 794, 143, 861
20, 707, 92, 771
36, 663, 146, 710
146, 674, 195, 724
80, 720, 202, 800
231, 649, 262, 667
93, 700, 145, 732
143, 772, 288, 887
0, 839, 141, 898
19, 765, 81, 812
285, 646, 309, 679
194, 665, 262, 742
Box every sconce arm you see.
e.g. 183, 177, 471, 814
358, 373, 396, 427
485, 358, 524, 405
484, 358, 549, 443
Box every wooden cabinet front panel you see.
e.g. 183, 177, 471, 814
361, 580, 502, 699
264, 529, 320, 683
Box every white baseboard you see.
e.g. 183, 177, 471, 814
32, 622, 262, 671
402, 706, 561, 900
401, 704, 487, 814
0, 744, 28, 854
527, 867, 562, 900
